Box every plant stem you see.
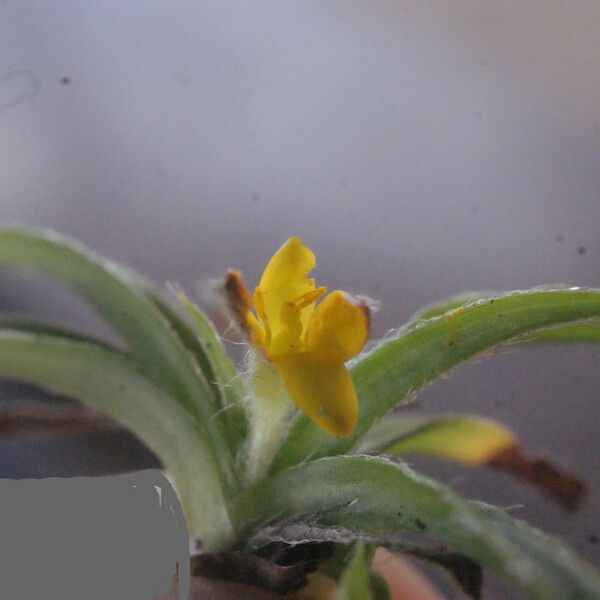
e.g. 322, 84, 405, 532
243, 351, 295, 486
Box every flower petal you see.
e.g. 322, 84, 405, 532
263, 283, 326, 356
307, 290, 370, 361
257, 238, 326, 356
258, 237, 316, 293
273, 352, 358, 436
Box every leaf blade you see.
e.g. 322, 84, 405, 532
355, 414, 516, 464
232, 455, 600, 600
116, 271, 249, 458
174, 289, 248, 455
410, 291, 600, 345
357, 412, 586, 509
0, 330, 234, 549
273, 288, 600, 470
0, 226, 237, 491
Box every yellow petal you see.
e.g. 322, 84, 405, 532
258, 237, 316, 293
255, 239, 328, 355
245, 310, 267, 350
307, 290, 370, 361
264, 284, 326, 356
273, 352, 358, 436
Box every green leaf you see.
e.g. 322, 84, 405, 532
521, 321, 600, 344
231, 455, 600, 600
355, 414, 515, 465
411, 292, 600, 345
0, 226, 237, 492
272, 288, 600, 471
0, 330, 234, 549
408, 292, 496, 322
119, 272, 249, 458
336, 543, 389, 600
356, 413, 586, 509
174, 288, 248, 456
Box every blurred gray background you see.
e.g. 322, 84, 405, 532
1, 2, 599, 596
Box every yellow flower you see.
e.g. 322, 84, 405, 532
225, 238, 370, 437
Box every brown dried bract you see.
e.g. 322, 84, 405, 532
488, 445, 587, 509
223, 269, 252, 334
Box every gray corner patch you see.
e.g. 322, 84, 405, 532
0, 470, 189, 600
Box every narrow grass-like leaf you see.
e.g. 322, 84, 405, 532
411, 292, 600, 344
520, 322, 600, 344
408, 292, 496, 322
0, 226, 237, 491
175, 289, 248, 455
232, 455, 600, 600
357, 412, 585, 509
0, 330, 234, 549
355, 414, 515, 464
117, 271, 249, 456
272, 288, 600, 471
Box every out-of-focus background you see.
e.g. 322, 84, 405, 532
1, 2, 599, 596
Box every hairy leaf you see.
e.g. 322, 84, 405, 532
0, 226, 237, 491
232, 455, 600, 600
273, 288, 600, 470
411, 292, 600, 344
175, 288, 248, 456
355, 413, 586, 508
355, 414, 515, 464
0, 330, 234, 549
